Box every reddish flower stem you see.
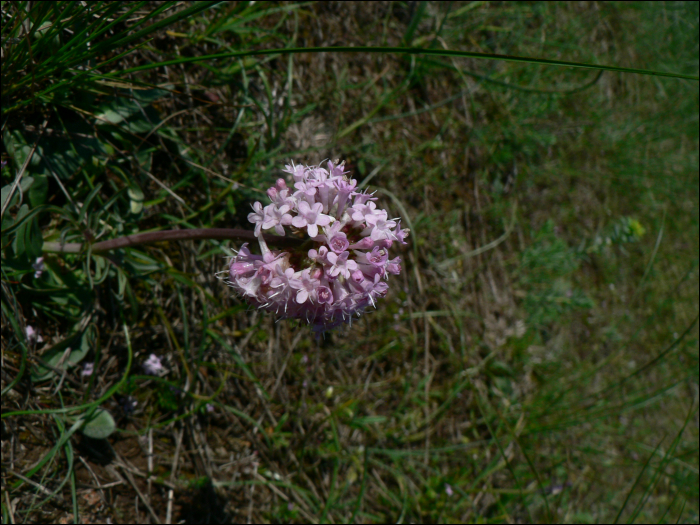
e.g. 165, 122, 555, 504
42, 228, 303, 254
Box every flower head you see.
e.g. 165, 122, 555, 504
25, 325, 43, 344
222, 160, 407, 332
82, 362, 94, 378
32, 257, 45, 278
143, 354, 166, 376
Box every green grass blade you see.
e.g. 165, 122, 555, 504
614, 437, 665, 524
675, 499, 687, 524
349, 445, 369, 523
113, 46, 699, 80
627, 405, 696, 523
10, 416, 83, 491
604, 313, 699, 396
470, 379, 535, 523
89, 1, 218, 58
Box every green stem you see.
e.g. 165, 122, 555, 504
42, 228, 302, 254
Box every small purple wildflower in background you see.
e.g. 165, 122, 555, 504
25, 325, 43, 344
445, 484, 454, 497
222, 160, 409, 332
120, 396, 138, 415
142, 354, 165, 376
82, 362, 94, 377
32, 257, 44, 278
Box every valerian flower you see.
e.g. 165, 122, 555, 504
326, 251, 358, 278
247, 202, 266, 237
262, 203, 293, 235
292, 201, 332, 238
220, 160, 409, 332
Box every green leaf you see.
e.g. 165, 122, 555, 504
11, 204, 30, 257
41, 121, 108, 179
28, 174, 48, 207
24, 213, 43, 261
31, 325, 94, 382
39, 257, 94, 313
487, 361, 515, 378
94, 88, 168, 126
1, 204, 49, 239
1, 176, 34, 211
128, 184, 144, 214
79, 408, 116, 439
78, 183, 103, 224
135, 149, 152, 172
5, 117, 107, 181
3, 129, 43, 169
92, 254, 110, 285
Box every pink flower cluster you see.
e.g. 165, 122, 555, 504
224, 160, 408, 332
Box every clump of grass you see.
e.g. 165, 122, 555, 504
2, 1, 698, 523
